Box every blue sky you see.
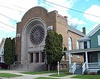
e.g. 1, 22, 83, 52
0, 0, 100, 42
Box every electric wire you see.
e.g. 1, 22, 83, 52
45, 0, 100, 18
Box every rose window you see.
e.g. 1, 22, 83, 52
30, 24, 45, 45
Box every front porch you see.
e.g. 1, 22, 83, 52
63, 47, 100, 74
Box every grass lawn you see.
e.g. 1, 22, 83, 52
35, 77, 59, 79
50, 73, 68, 77
72, 75, 100, 79
0, 73, 22, 78
22, 70, 57, 75
22, 70, 69, 75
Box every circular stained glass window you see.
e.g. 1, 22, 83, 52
30, 24, 45, 45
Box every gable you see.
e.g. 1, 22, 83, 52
90, 29, 100, 48
87, 24, 100, 37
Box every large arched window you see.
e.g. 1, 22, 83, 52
68, 37, 72, 50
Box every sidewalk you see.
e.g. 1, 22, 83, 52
0, 70, 76, 79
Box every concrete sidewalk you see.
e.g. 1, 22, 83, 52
0, 70, 76, 79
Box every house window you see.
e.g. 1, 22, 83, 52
98, 35, 100, 45
84, 41, 87, 49
30, 53, 33, 63
68, 37, 72, 50
41, 52, 45, 62
0, 57, 1, 62
35, 53, 39, 62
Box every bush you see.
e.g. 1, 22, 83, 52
84, 70, 88, 75
88, 72, 96, 75
97, 70, 100, 75
66, 72, 72, 75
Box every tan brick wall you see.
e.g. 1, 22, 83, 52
67, 31, 83, 50
56, 14, 68, 48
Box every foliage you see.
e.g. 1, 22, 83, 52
44, 31, 63, 70
97, 70, 100, 75
0, 73, 21, 78
4, 37, 15, 67
84, 70, 88, 75
64, 47, 67, 51
88, 72, 96, 75
66, 72, 72, 75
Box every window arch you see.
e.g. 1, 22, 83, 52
68, 37, 72, 50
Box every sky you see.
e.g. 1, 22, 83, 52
0, 0, 100, 42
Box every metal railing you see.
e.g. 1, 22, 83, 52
82, 62, 86, 74
71, 62, 76, 74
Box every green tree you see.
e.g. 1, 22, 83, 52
12, 38, 15, 63
45, 31, 63, 70
4, 37, 15, 69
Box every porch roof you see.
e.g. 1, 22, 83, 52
63, 47, 100, 54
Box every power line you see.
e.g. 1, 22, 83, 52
0, 4, 24, 13
0, 13, 18, 22
0, 21, 16, 29
43, 0, 96, 26
45, 0, 100, 18
0, 1, 27, 10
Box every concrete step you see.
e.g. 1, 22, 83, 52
74, 68, 82, 74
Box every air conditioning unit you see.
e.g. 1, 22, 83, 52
47, 26, 53, 31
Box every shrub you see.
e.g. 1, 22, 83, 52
88, 72, 96, 75
97, 70, 100, 75
84, 70, 88, 75
66, 72, 72, 75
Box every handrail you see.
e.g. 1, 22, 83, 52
71, 62, 76, 74
82, 62, 86, 74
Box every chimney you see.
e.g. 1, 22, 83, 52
82, 27, 86, 35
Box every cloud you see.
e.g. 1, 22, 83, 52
42, 0, 77, 18
84, 5, 100, 22
69, 18, 86, 28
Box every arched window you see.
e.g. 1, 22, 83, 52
76, 40, 79, 49
68, 37, 72, 50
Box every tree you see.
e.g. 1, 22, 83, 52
12, 38, 16, 63
4, 37, 15, 69
44, 31, 63, 70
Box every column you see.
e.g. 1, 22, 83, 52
69, 53, 71, 72
39, 51, 41, 63
85, 52, 88, 69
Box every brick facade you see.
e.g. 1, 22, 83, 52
16, 6, 84, 71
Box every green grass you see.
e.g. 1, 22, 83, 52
72, 75, 100, 79
0, 73, 22, 78
50, 73, 68, 77
22, 70, 57, 75
35, 77, 59, 79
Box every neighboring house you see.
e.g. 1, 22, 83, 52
0, 38, 5, 63
64, 24, 100, 74
15, 6, 85, 71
